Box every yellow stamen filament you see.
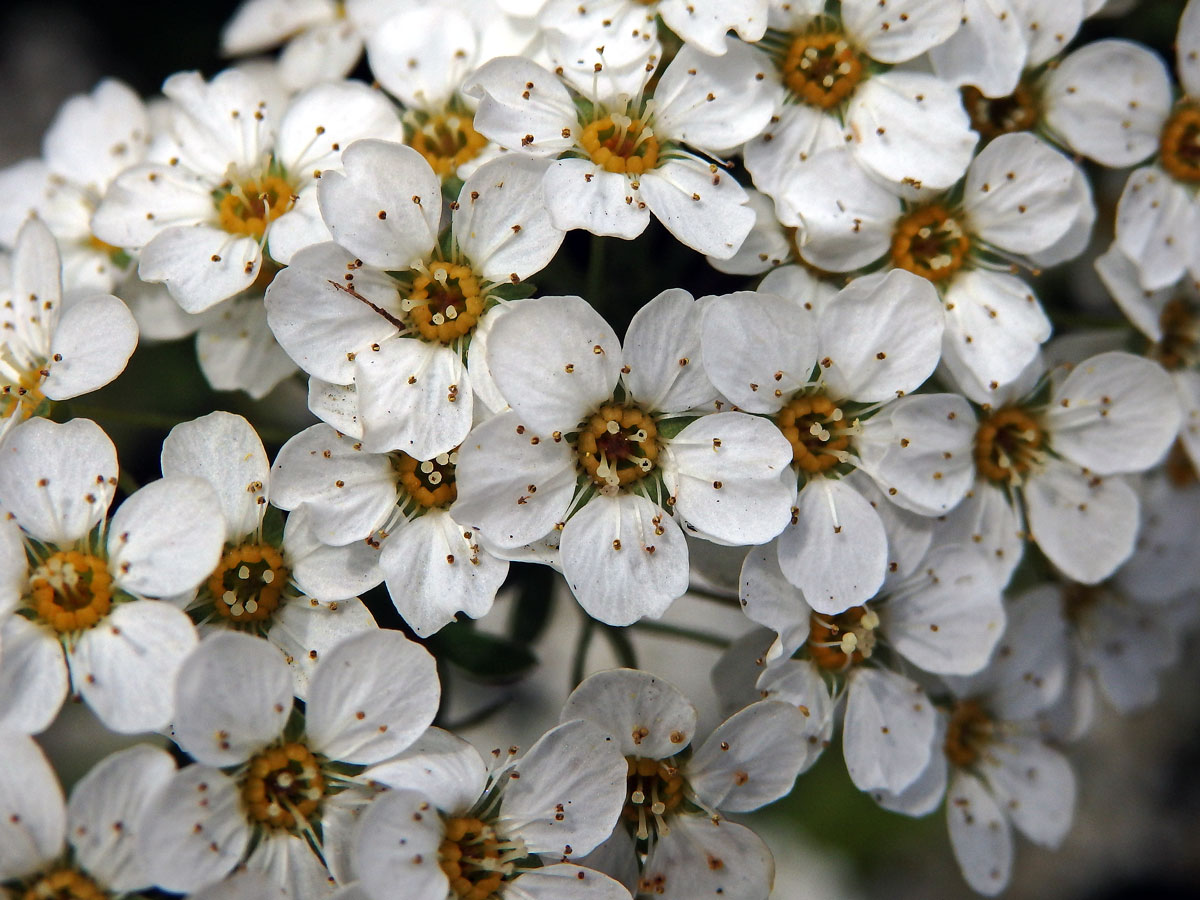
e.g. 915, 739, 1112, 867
409, 112, 489, 179
206, 543, 288, 624
217, 174, 296, 238
807, 606, 879, 671
891, 204, 970, 283
623, 756, 686, 841
1160, 103, 1200, 183
577, 404, 660, 488
395, 449, 459, 508
782, 32, 864, 110
580, 116, 660, 175
20, 868, 108, 900
973, 406, 1044, 484
1, 365, 49, 422
241, 742, 326, 831
775, 393, 853, 474
28, 551, 112, 633
405, 262, 485, 344
943, 699, 993, 768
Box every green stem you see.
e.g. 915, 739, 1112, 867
586, 233, 607, 311
602, 624, 638, 669
628, 619, 731, 649
571, 617, 597, 689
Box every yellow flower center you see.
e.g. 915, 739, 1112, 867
623, 756, 686, 841
406, 262, 486, 344
28, 551, 113, 634
20, 868, 109, 900
1, 364, 49, 422
206, 543, 289, 624
408, 112, 489, 179
943, 699, 992, 768
241, 742, 326, 831
1152, 297, 1199, 371
961, 83, 1040, 142
775, 393, 852, 474
577, 404, 660, 488
890, 204, 970, 283
580, 116, 660, 175
782, 31, 864, 110
1159, 103, 1200, 183
439, 817, 521, 900
217, 174, 296, 239
395, 449, 459, 508
807, 605, 879, 671
973, 406, 1044, 484
1166, 440, 1198, 487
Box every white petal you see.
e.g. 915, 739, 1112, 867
138, 226, 260, 314
855, 393, 975, 515
1010, 0, 1083, 65
744, 104, 846, 209
189, 870, 291, 900
777, 477, 888, 615
946, 770, 1013, 896
486, 294, 622, 433
137, 767, 248, 894
284, 507, 383, 597
819, 270, 944, 402
756, 660, 835, 771
0, 515, 25, 618
842, 667, 935, 793
1046, 351, 1180, 474
1093, 241, 1169, 341
41, 294, 138, 401
362, 727, 487, 813
543, 159, 651, 240
242, 828, 334, 898
561, 668, 697, 758
450, 411, 578, 549
640, 815, 773, 900
72, 600, 198, 733
161, 69, 276, 175
687, 701, 809, 812
932, 483, 1024, 588
266, 594, 379, 699
871, 729, 948, 818
316, 140, 440, 269
1114, 168, 1200, 291
0, 417, 116, 545
560, 493, 689, 625
221, 0, 331, 53
844, 0, 963, 62
1027, 162, 1097, 268
162, 411, 269, 540
1180, 0, 1200, 98
379, 510, 507, 637
707, 189, 794, 275
981, 736, 1076, 847
928, 0, 1027, 97
0, 732, 64, 880
305, 630, 439, 764
507, 864, 634, 900
108, 476, 225, 598
501, 719, 627, 856
623, 289, 716, 413
0, 617, 67, 735
659, 0, 769, 55
307, 377, 363, 439
172, 632, 292, 766
454, 155, 563, 282
91, 163, 213, 251
465, 57, 580, 157
67, 744, 176, 892
276, 81, 404, 181
1025, 461, 1139, 584
368, 8, 477, 110
846, 71, 977, 191
194, 297, 298, 400
353, 789, 448, 900
847, 470, 934, 583
1042, 40, 1170, 167
739, 546, 810, 657
641, 159, 754, 259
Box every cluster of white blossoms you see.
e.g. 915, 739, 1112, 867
1, 0, 1199, 897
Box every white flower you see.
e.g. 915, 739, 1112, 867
465, 38, 775, 257
161, 411, 380, 695
744, 0, 976, 201
701, 269, 968, 611
0, 736, 176, 897
270, 422, 509, 637
266, 148, 564, 459
451, 290, 795, 625
0, 417, 224, 734
138, 629, 440, 896
560, 669, 810, 900
1, 218, 138, 443
353, 722, 630, 900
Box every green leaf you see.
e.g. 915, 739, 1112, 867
426, 622, 539, 683
656, 415, 699, 439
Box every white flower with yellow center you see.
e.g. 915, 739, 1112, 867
464, 37, 776, 257
266, 148, 564, 459
743, 0, 975, 202
0, 417, 225, 735
701, 269, 972, 613
560, 669, 810, 900
161, 411, 380, 696
0, 218, 138, 444
0, 78, 148, 293
91, 67, 405, 314
780, 131, 1087, 401
352, 722, 631, 900
450, 290, 795, 625
0, 736, 177, 900
138, 629, 440, 896
742, 535, 1005, 798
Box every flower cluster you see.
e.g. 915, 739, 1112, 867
1, 0, 1198, 898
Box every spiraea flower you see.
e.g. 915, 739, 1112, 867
352, 721, 631, 900
451, 289, 795, 624
138, 629, 440, 896
0, 736, 177, 899
266, 148, 564, 458
465, 37, 775, 257
0, 417, 224, 734
161, 411, 381, 695
1, 218, 138, 443
701, 269, 971, 611
561, 669, 810, 900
